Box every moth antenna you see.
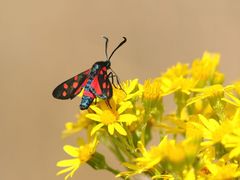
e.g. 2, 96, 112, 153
108, 37, 127, 61
102, 36, 109, 59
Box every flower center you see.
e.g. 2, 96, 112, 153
79, 145, 92, 162
100, 110, 117, 125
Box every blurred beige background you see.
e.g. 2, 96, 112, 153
1, 0, 240, 180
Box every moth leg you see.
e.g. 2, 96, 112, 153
94, 98, 97, 105
105, 99, 112, 109
108, 72, 126, 94
115, 74, 126, 94
107, 72, 118, 89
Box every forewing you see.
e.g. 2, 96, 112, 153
90, 67, 112, 99
52, 69, 90, 100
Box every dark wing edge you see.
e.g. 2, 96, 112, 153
52, 69, 90, 100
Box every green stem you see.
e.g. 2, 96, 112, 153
105, 164, 121, 175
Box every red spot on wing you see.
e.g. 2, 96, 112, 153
74, 76, 78, 81
73, 82, 78, 88
102, 67, 107, 71
63, 83, 68, 89
104, 74, 107, 79
102, 82, 106, 88
100, 70, 103, 75
62, 91, 67, 97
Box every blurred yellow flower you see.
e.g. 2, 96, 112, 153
117, 136, 168, 178
163, 63, 189, 79
191, 52, 220, 83
222, 128, 240, 158
233, 81, 240, 97
143, 79, 162, 100
62, 111, 90, 138
187, 84, 226, 106
205, 161, 240, 179
191, 114, 232, 146
56, 137, 98, 180
122, 78, 143, 101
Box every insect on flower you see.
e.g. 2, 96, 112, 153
52, 36, 127, 110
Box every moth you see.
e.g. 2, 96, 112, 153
52, 36, 127, 110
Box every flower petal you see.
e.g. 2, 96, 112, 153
63, 145, 79, 157
108, 124, 115, 135
90, 105, 103, 114
118, 101, 133, 114
118, 114, 137, 125
56, 159, 80, 167
86, 114, 101, 122
114, 123, 127, 136
56, 166, 75, 176
126, 79, 138, 94
91, 123, 104, 136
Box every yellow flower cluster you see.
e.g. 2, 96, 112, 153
56, 52, 240, 180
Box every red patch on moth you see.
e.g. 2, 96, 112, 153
107, 91, 110, 97
91, 76, 102, 95
84, 90, 95, 98
74, 76, 78, 81
63, 83, 68, 89
102, 82, 106, 88
102, 67, 107, 71
99, 70, 103, 75
62, 91, 67, 97
73, 82, 78, 88
104, 75, 107, 79
107, 84, 110, 88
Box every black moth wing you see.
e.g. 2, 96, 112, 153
52, 69, 90, 100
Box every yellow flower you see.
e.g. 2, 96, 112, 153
191, 52, 220, 83
122, 78, 143, 101
222, 128, 240, 158
56, 137, 98, 180
62, 111, 90, 138
117, 136, 168, 178
143, 79, 163, 101
86, 101, 137, 136
163, 63, 189, 79
191, 114, 232, 146
233, 81, 240, 97
160, 77, 197, 96
187, 84, 226, 106
112, 79, 143, 104
183, 168, 196, 180
164, 138, 199, 165
222, 91, 240, 108
212, 71, 224, 84
204, 161, 240, 179
158, 114, 186, 135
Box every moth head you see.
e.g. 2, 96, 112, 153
105, 60, 111, 69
